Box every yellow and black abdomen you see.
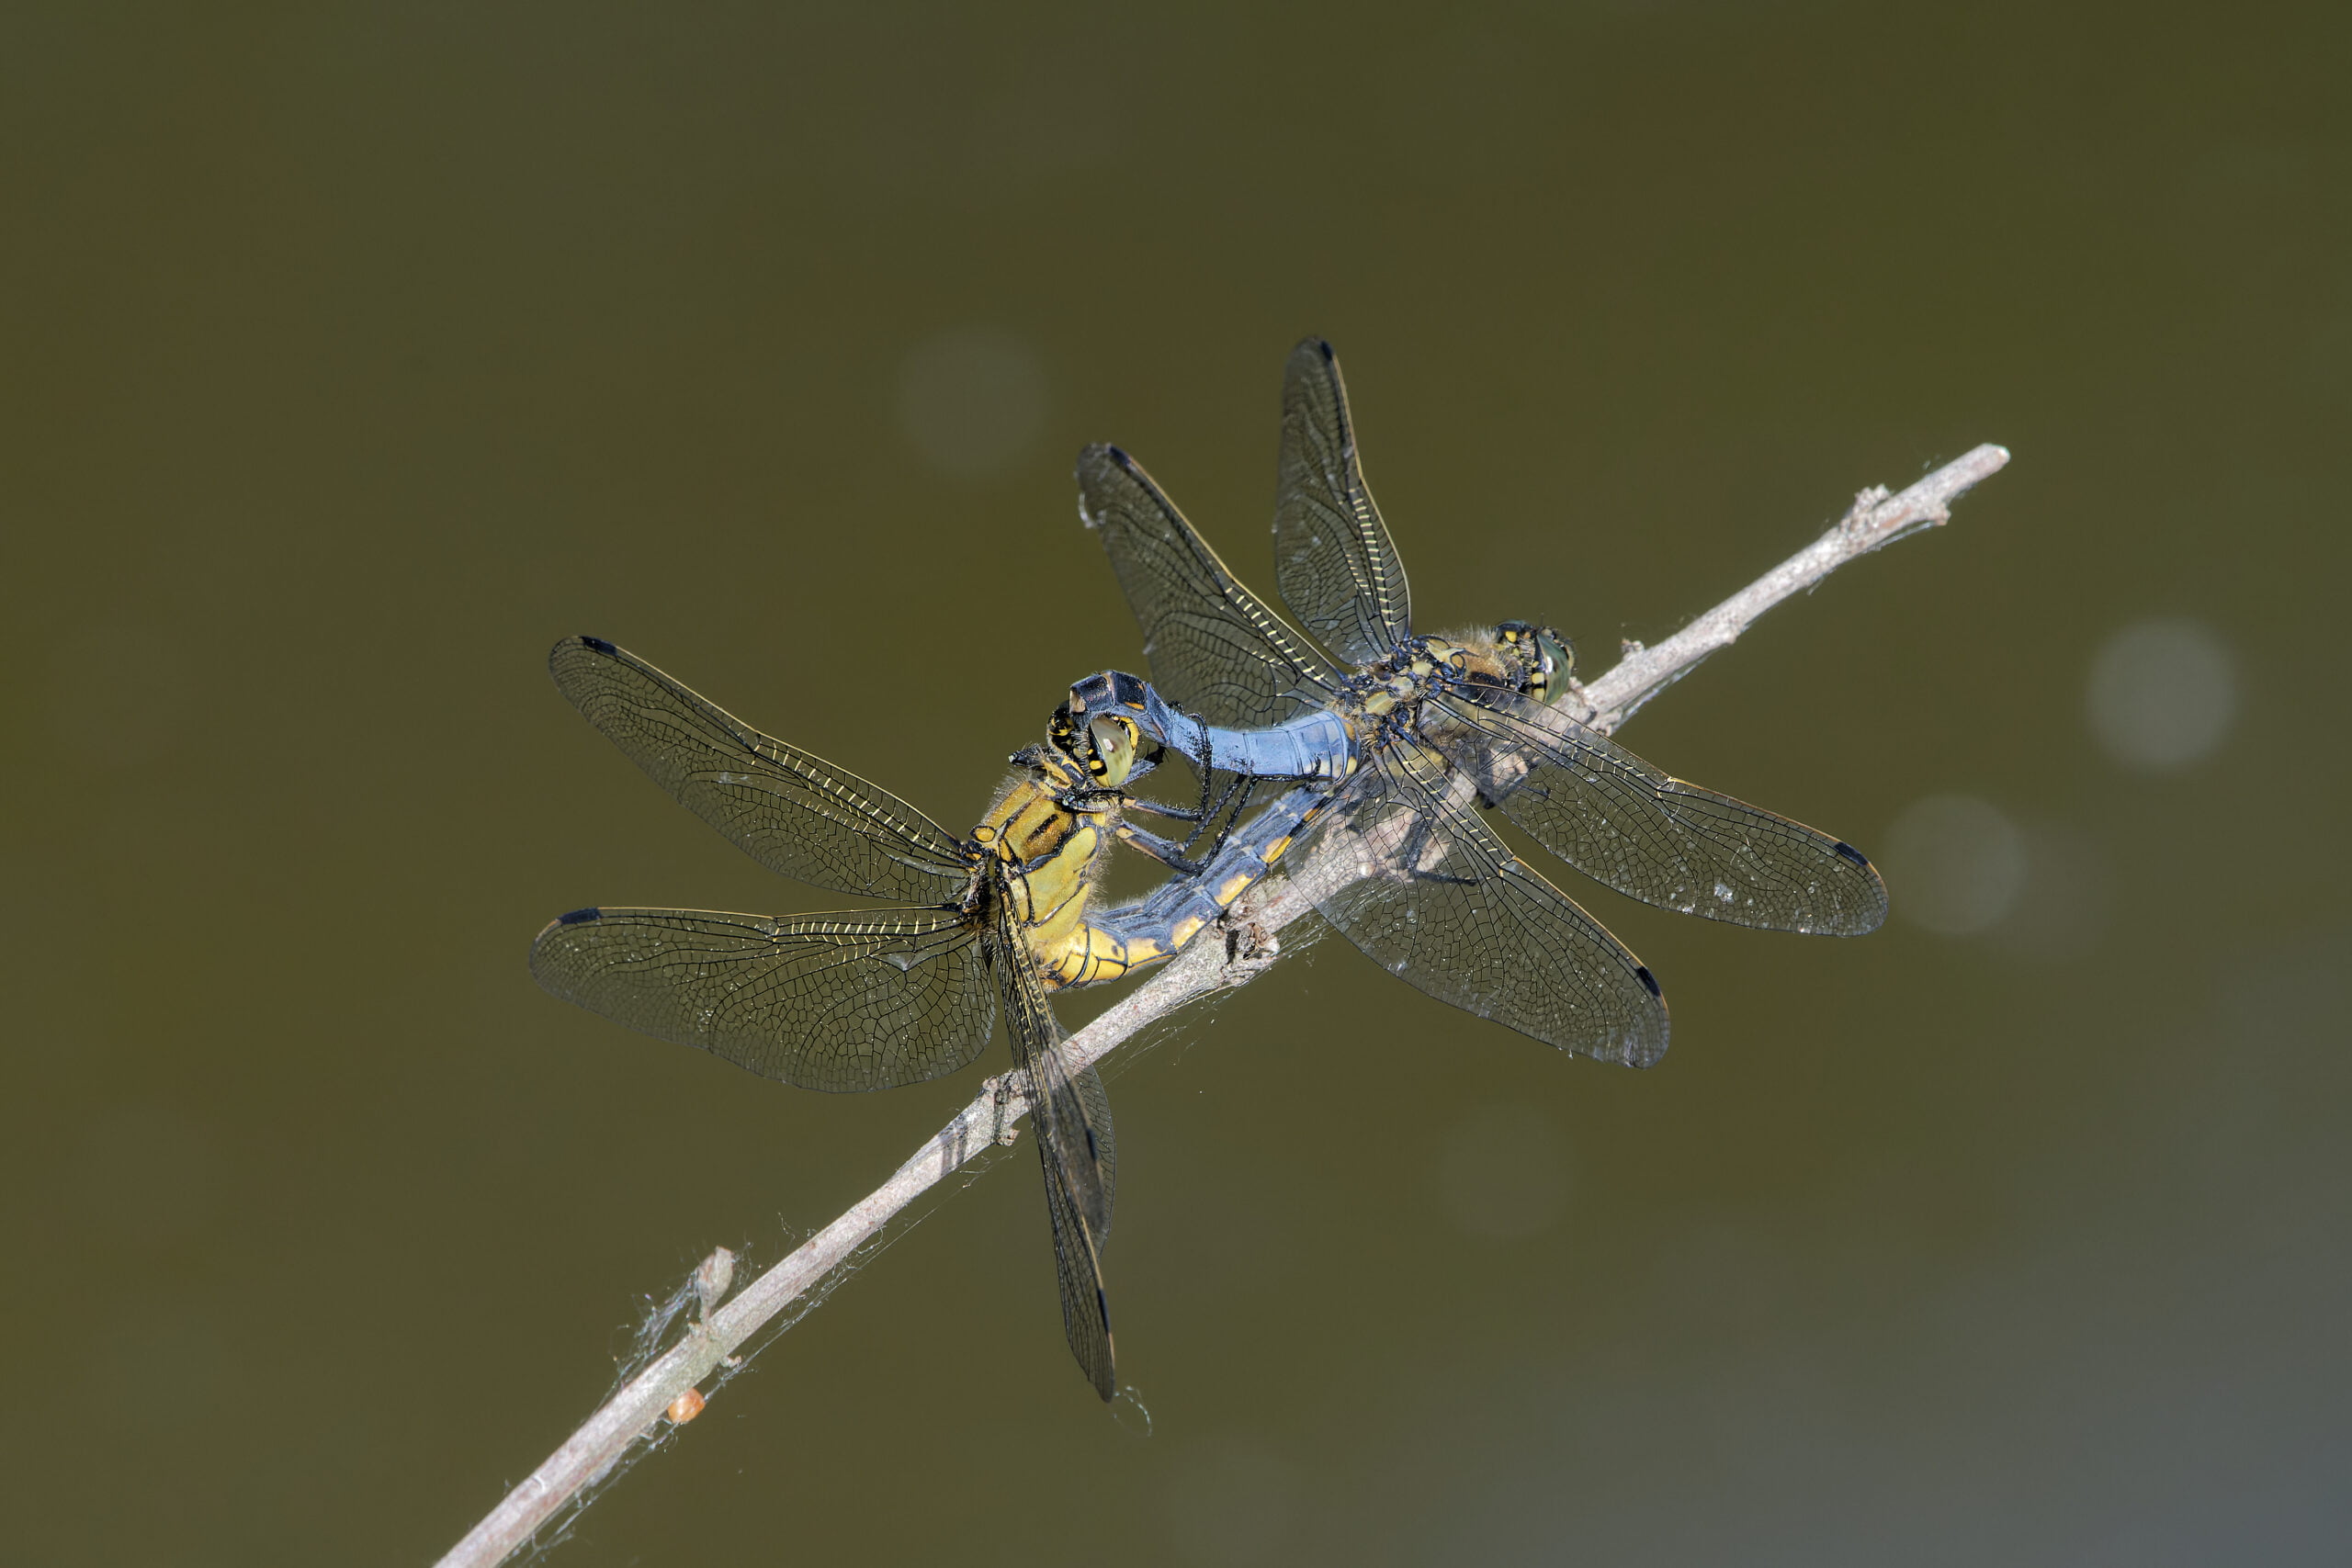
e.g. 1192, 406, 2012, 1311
974, 772, 1153, 992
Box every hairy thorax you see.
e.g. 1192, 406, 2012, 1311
1340, 630, 1539, 728
970, 753, 1138, 991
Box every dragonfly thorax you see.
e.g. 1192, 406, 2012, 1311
1338, 629, 1549, 713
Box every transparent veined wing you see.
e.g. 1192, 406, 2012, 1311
1077, 444, 1343, 729
1313, 740, 1669, 1067
549, 636, 971, 903
1272, 338, 1413, 666
1431, 690, 1888, 935
989, 894, 1117, 1400
528, 906, 994, 1092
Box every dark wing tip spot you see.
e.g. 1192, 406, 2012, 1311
1635, 964, 1663, 999
566, 634, 616, 655
1833, 840, 1872, 869
555, 907, 604, 926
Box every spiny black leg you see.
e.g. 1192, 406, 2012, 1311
1204, 774, 1258, 861
1129, 795, 1213, 824
1189, 723, 1218, 843
1177, 770, 1254, 859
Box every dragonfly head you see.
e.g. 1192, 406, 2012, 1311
1049, 702, 1148, 788
1494, 622, 1575, 703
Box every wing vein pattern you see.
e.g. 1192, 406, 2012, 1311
549, 636, 970, 902
1078, 445, 1343, 728
1434, 692, 1887, 934
1272, 338, 1412, 665
1313, 740, 1669, 1066
990, 896, 1116, 1400
528, 907, 995, 1092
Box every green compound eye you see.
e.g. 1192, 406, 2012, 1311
1494, 621, 1569, 699
1086, 716, 1139, 786
1535, 627, 1572, 697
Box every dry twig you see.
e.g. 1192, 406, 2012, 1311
435, 443, 2009, 1568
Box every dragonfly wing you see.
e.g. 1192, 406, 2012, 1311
1036, 1113, 1116, 1402
991, 893, 1117, 1399
1078, 444, 1344, 728
549, 636, 971, 903
1272, 338, 1413, 665
1434, 691, 1889, 935
1315, 742, 1668, 1067
529, 906, 994, 1092
1074, 1057, 1117, 1242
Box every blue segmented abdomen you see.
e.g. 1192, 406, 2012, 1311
1093, 783, 1332, 949
1136, 683, 1352, 783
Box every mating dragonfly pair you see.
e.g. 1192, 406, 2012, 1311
531, 341, 1887, 1400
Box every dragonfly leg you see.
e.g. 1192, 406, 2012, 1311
1191, 728, 1220, 839
1176, 773, 1258, 861
1123, 767, 1257, 866
1126, 795, 1212, 824
1110, 821, 1209, 876
1058, 785, 1128, 816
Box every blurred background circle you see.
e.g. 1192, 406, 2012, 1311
1882, 795, 2030, 937
2086, 617, 2237, 773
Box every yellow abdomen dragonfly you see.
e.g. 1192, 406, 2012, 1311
530, 635, 1314, 1398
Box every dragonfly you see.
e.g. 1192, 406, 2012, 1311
1065, 339, 1889, 1067
529, 635, 1316, 1397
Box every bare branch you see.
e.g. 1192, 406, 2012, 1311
1590, 444, 2010, 728
435, 442, 2008, 1568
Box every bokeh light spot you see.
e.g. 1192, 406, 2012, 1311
1883, 795, 2028, 936
2086, 617, 2237, 772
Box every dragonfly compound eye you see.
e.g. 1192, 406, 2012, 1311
1535, 627, 1572, 697
1086, 716, 1140, 785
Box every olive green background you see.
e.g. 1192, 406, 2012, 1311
6, 4, 2348, 1564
